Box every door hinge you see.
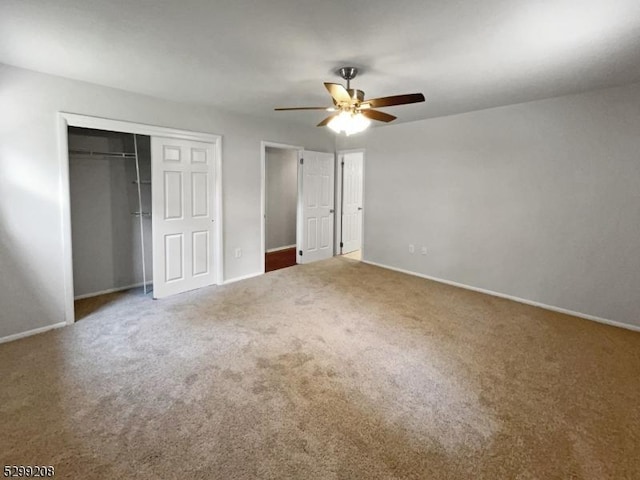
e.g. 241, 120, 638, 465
340, 242, 343, 248
300, 158, 304, 165
341, 161, 344, 166
299, 250, 303, 256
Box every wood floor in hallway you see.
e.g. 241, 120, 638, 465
265, 247, 296, 272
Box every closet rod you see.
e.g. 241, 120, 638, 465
69, 149, 136, 158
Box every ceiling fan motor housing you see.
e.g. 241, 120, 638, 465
347, 89, 365, 103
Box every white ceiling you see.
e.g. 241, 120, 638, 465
2, 0, 640, 126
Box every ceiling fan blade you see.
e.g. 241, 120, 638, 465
274, 106, 331, 111
364, 93, 425, 109
317, 115, 337, 127
361, 109, 397, 123
324, 83, 352, 104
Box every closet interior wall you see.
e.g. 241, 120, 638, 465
68, 127, 152, 298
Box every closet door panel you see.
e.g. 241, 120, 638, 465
165, 234, 184, 282
164, 171, 184, 219
163, 145, 181, 162
191, 147, 208, 164
152, 137, 217, 299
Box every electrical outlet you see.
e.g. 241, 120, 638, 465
421, 246, 427, 255
408, 244, 415, 254
235, 248, 242, 258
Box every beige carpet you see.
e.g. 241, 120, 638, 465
1, 257, 639, 479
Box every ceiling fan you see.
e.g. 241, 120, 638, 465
274, 67, 426, 135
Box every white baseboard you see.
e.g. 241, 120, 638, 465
222, 271, 262, 285
74, 282, 149, 300
266, 244, 296, 253
0, 322, 67, 345
361, 260, 640, 333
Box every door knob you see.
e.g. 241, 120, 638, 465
358, 207, 363, 211
330, 209, 335, 213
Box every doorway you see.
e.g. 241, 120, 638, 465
263, 144, 301, 273
260, 143, 336, 273
68, 127, 152, 319
337, 150, 365, 260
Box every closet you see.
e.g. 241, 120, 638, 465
68, 127, 153, 301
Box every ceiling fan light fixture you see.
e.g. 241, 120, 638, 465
348, 112, 371, 135
274, 65, 425, 130
327, 111, 370, 136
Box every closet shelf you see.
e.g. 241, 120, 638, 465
70, 149, 136, 158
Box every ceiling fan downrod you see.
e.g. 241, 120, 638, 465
338, 66, 365, 103
339, 66, 358, 90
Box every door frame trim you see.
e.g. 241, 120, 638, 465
335, 149, 365, 257
58, 112, 223, 326
259, 141, 303, 274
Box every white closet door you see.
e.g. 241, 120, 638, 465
298, 150, 335, 264
151, 137, 217, 298
341, 152, 364, 254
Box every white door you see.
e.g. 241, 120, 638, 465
151, 137, 217, 298
298, 150, 335, 264
341, 152, 364, 254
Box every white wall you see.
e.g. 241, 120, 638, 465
339, 82, 640, 328
0, 63, 333, 339
265, 147, 298, 251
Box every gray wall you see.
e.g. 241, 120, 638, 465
0, 63, 333, 339
265, 147, 298, 251
339, 82, 640, 328
69, 129, 152, 297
